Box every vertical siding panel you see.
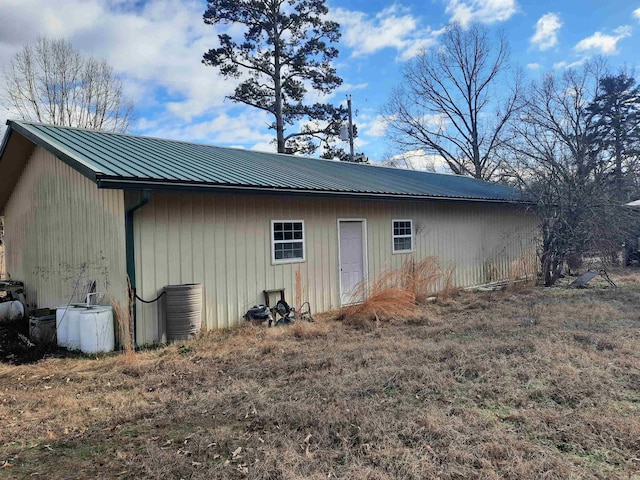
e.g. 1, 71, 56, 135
254, 196, 271, 313
213, 195, 226, 328
180, 195, 192, 283
244, 196, 253, 311
210, 196, 223, 328
192, 194, 205, 285
319, 198, 329, 310
224, 195, 236, 328
138, 199, 156, 344
154, 194, 169, 342
237, 195, 249, 316
166, 195, 180, 286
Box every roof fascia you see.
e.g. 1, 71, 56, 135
96, 176, 528, 205
0, 126, 13, 161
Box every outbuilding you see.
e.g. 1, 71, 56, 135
0, 121, 538, 345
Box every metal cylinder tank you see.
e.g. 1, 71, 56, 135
164, 283, 203, 341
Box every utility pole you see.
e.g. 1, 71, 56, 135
347, 95, 355, 163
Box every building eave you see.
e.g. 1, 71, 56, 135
96, 176, 529, 205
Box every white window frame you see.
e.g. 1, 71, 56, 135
392, 219, 414, 254
271, 220, 306, 264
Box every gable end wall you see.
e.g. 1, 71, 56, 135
4, 146, 127, 311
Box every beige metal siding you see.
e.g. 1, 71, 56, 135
3, 147, 127, 310
0, 243, 5, 279
134, 191, 537, 345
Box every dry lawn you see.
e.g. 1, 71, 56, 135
1, 270, 640, 479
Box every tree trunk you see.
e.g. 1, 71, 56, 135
272, 14, 285, 154
274, 75, 285, 153
615, 128, 623, 197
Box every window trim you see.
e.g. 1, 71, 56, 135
392, 219, 414, 254
271, 219, 306, 264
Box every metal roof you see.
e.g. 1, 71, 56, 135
2, 120, 524, 203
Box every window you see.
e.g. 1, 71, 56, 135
392, 219, 413, 253
272, 220, 305, 263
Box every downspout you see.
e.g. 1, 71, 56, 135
125, 189, 151, 347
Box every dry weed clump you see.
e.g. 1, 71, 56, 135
109, 279, 135, 360
341, 286, 416, 327
340, 257, 454, 326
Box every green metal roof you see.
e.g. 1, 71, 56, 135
2, 120, 524, 203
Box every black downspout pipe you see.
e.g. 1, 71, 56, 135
125, 190, 151, 347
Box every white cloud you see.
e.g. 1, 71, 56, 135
530, 13, 562, 51
383, 149, 450, 173
527, 63, 541, 70
553, 58, 586, 70
634, 8, 640, 20
333, 6, 441, 61
136, 110, 274, 146
445, 0, 517, 27
361, 115, 390, 138
0, 0, 248, 143
250, 141, 277, 153
574, 26, 632, 55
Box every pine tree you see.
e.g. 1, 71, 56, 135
587, 72, 640, 199
203, 0, 346, 155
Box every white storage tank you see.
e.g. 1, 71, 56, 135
80, 307, 115, 354
56, 305, 83, 348
65, 306, 90, 351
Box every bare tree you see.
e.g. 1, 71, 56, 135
384, 23, 522, 180
507, 62, 638, 285
2, 37, 133, 132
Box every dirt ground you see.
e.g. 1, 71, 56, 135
1, 270, 639, 479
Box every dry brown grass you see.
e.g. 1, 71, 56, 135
1, 269, 640, 479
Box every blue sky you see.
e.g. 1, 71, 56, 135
1, 0, 639, 166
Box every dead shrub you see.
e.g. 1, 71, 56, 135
400, 256, 444, 303
110, 278, 135, 361
438, 264, 459, 300
340, 257, 454, 326
342, 287, 416, 327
